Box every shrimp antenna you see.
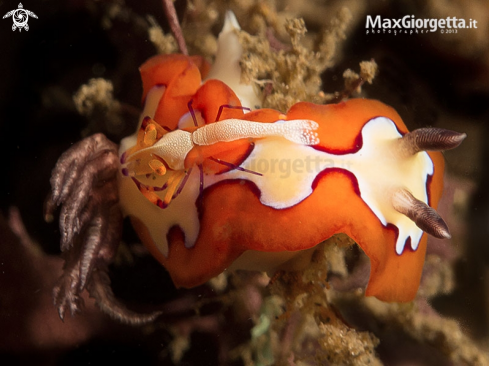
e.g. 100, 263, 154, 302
215, 104, 251, 122
208, 156, 262, 176
188, 100, 199, 127
173, 167, 194, 198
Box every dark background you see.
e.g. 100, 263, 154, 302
0, 0, 488, 365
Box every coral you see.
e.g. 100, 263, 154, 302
73, 78, 124, 136
237, 6, 374, 111
332, 293, 489, 366
147, 15, 179, 55
261, 238, 382, 365
239, 232, 487, 365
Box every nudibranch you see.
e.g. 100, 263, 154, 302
117, 12, 465, 302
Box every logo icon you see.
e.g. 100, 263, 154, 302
3, 3, 38, 32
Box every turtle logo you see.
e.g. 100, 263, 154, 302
3, 3, 38, 32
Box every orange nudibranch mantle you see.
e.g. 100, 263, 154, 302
118, 54, 446, 303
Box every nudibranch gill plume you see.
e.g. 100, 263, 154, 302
117, 12, 466, 303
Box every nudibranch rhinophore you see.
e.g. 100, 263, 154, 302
118, 12, 465, 302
